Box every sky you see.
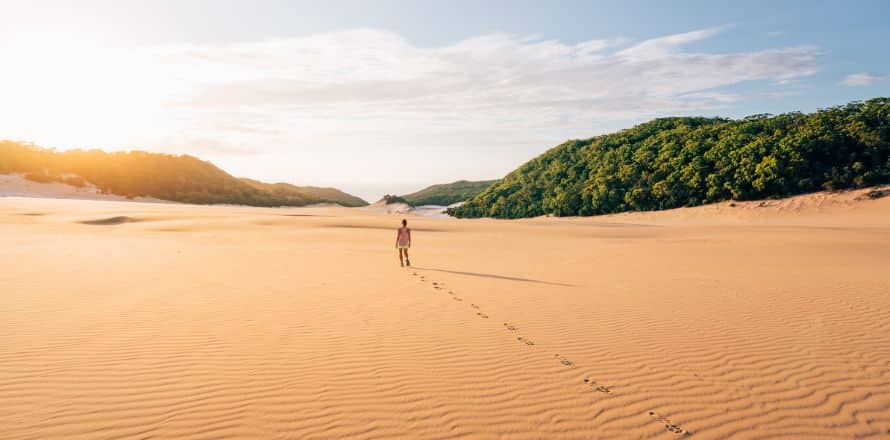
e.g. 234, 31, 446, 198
1, 0, 888, 202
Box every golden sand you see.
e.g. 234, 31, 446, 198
1, 190, 889, 439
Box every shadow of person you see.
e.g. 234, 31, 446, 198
412, 267, 573, 287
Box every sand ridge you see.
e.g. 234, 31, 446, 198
1, 190, 889, 439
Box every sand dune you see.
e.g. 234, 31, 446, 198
1, 189, 889, 439
0, 173, 166, 204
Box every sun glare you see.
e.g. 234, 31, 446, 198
0, 32, 174, 150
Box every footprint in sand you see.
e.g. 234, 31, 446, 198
476, 312, 489, 319
504, 322, 519, 331
554, 354, 574, 367
648, 411, 687, 435
583, 377, 611, 394
471, 303, 480, 309
517, 337, 534, 345
452, 296, 463, 302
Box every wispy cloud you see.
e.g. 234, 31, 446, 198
615, 26, 727, 59
840, 72, 889, 86
159, 27, 819, 122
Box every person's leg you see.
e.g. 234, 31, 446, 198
399, 248, 404, 266
404, 249, 410, 266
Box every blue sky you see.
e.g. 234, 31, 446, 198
1, 0, 888, 200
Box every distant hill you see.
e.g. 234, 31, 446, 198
449, 98, 890, 218
0, 141, 367, 207
240, 178, 367, 207
401, 180, 497, 206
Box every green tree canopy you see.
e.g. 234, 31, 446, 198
449, 98, 890, 218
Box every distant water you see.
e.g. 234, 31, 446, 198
335, 182, 429, 204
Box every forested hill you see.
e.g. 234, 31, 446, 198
401, 180, 497, 206
0, 141, 368, 207
448, 98, 890, 219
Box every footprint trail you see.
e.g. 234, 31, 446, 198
405, 268, 692, 435
648, 410, 689, 435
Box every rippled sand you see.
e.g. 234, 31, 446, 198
1, 189, 889, 439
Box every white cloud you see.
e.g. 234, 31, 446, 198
841, 72, 889, 86
0, 27, 821, 192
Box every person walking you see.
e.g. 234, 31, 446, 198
396, 219, 411, 267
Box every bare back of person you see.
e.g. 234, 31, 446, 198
395, 219, 411, 267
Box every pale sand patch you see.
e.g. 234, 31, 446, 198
1, 189, 889, 439
0, 173, 167, 204
364, 199, 414, 215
